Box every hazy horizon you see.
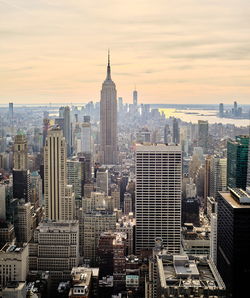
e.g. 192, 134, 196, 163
1, 0, 250, 104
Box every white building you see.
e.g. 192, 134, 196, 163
29, 220, 79, 281
96, 169, 108, 195
83, 211, 116, 263
67, 158, 84, 199
210, 156, 227, 199
135, 143, 182, 254
44, 127, 75, 220
81, 122, 91, 154
0, 243, 29, 287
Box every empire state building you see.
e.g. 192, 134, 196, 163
100, 52, 118, 164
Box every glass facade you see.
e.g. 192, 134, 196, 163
227, 135, 249, 189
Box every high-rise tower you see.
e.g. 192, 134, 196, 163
13, 133, 30, 202
198, 120, 208, 153
44, 127, 74, 220
172, 118, 180, 144
135, 143, 182, 254
100, 51, 118, 165
227, 135, 249, 189
13, 134, 28, 170
133, 88, 138, 107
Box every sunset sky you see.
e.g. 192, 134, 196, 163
1, 0, 250, 104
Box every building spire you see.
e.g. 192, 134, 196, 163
106, 49, 111, 80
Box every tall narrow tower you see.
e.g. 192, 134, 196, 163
13, 133, 30, 202
44, 127, 74, 220
133, 88, 138, 107
100, 51, 118, 165
13, 134, 28, 171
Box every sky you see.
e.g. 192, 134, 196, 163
0, 0, 250, 105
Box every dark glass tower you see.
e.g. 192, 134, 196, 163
217, 189, 250, 297
227, 135, 249, 189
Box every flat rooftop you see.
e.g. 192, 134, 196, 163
0, 243, 26, 253
37, 220, 79, 233
157, 254, 225, 294
219, 190, 250, 209
136, 143, 181, 152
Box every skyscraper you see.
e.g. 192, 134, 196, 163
100, 52, 118, 165
172, 118, 180, 144
135, 143, 182, 254
13, 133, 30, 202
198, 120, 208, 153
209, 156, 227, 199
217, 188, 250, 297
43, 118, 50, 147
247, 136, 250, 193
133, 88, 138, 108
13, 134, 28, 170
59, 106, 72, 156
81, 119, 91, 154
164, 123, 171, 144
219, 103, 224, 117
44, 127, 74, 220
8, 102, 13, 121
227, 135, 249, 189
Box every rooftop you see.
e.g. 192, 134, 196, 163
219, 189, 250, 208
37, 220, 79, 233
136, 143, 181, 152
157, 254, 226, 296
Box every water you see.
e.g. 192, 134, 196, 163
159, 108, 250, 127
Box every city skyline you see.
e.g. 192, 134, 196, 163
1, 0, 250, 104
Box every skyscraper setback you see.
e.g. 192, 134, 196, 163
100, 52, 118, 165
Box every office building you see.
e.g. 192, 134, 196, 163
100, 52, 118, 165
67, 158, 84, 199
198, 120, 208, 153
44, 127, 75, 221
0, 184, 6, 220
210, 156, 227, 199
0, 243, 29, 287
13, 134, 30, 202
81, 120, 91, 154
96, 168, 108, 195
247, 136, 250, 193
8, 102, 13, 121
219, 103, 224, 117
13, 134, 28, 170
135, 143, 182, 254
110, 184, 120, 210
164, 123, 171, 144
60, 106, 72, 156
172, 118, 180, 144
83, 211, 116, 263
124, 192, 132, 215
227, 135, 249, 189
14, 201, 33, 243
217, 188, 250, 297
147, 247, 226, 298
204, 155, 212, 212
43, 118, 50, 147
210, 212, 218, 265
29, 220, 79, 282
